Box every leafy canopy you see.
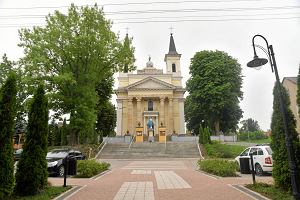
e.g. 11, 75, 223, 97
185, 50, 243, 134
18, 4, 134, 143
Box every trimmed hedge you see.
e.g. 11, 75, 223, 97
76, 160, 110, 178
198, 159, 239, 177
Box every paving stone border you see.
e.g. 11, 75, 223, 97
229, 184, 270, 200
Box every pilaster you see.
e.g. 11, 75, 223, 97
168, 98, 173, 134
116, 99, 123, 136
160, 97, 165, 126
127, 97, 133, 134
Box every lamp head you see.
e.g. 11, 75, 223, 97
247, 55, 268, 68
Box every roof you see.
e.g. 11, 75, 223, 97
283, 77, 297, 84
167, 33, 178, 55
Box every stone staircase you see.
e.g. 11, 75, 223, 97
97, 142, 200, 159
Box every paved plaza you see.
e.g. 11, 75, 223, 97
50, 159, 273, 200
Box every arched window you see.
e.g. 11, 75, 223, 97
172, 63, 176, 72
148, 100, 153, 111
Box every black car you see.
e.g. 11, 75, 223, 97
46, 149, 85, 177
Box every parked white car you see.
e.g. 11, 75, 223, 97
235, 145, 273, 176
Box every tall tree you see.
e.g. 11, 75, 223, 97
0, 54, 28, 132
19, 4, 134, 144
0, 74, 17, 198
15, 85, 48, 195
185, 50, 243, 134
239, 118, 261, 133
95, 74, 116, 137
271, 83, 300, 191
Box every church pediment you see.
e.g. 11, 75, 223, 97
126, 76, 176, 91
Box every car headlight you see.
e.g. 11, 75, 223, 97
48, 161, 58, 167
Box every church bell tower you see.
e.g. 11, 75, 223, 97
164, 33, 181, 76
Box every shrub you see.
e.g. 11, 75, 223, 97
76, 160, 110, 178
198, 159, 238, 177
199, 126, 211, 144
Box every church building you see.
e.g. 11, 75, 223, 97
115, 34, 186, 136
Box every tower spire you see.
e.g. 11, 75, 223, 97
168, 33, 178, 55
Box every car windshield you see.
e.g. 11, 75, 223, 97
46, 150, 69, 158
266, 147, 273, 155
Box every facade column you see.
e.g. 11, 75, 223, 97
160, 97, 165, 126
127, 97, 133, 134
169, 98, 173, 134
116, 99, 123, 136
137, 97, 142, 127
179, 98, 185, 134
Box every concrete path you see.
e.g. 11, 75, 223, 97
49, 158, 273, 200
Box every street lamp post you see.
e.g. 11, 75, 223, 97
247, 34, 300, 200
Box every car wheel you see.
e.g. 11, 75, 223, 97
58, 166, 65, 177
255, 163, 263, 176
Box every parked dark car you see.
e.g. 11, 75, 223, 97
13, 148, 23, 161
46, 149, 85, 177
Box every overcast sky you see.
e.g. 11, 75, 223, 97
1, 0, 300, 131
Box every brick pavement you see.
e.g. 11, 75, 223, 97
50, 158, 273, 200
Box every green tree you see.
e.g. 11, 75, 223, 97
96, 101, 116, 137
0, 55, 28, 131
239, 118, 261, 133
185, 50, 243, 135
95, 74, 116, 137
15, 85, 49, 195
271, 83, 300, 191
19, 4, 134, 144
0, 73, 17, 198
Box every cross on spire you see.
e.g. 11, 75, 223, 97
169, 26, 174, 35
125, 27, 129, 35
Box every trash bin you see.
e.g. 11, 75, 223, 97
68, 157, 77, 175
239, 157, 250, 174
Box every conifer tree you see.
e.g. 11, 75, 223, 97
271, 83, 300, 191
0, 74, 17, 198
15, 84, 48, 195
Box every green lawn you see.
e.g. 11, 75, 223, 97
204, 141, 245, 158
245, 183, 293, 200
11, 186, 71, 200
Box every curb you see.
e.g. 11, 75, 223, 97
54, 185, 84, 200
228, 184, 270, 200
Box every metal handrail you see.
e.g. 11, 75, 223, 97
94, 136, 109, 159
129, 135, 136, 149
97, 136, 108, 150
196, 137, 205, 160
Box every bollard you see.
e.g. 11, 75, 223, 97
63, 157, 69, 187
249, 153, 256, 184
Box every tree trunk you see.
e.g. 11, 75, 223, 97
214, 119, 220, 135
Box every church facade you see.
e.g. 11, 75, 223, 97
115, 34, 185, 136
